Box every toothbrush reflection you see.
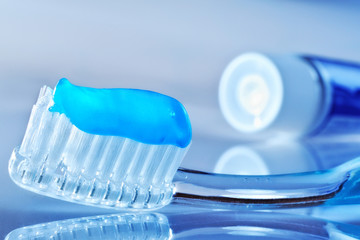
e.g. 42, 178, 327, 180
6, 213, 171, 240
6, 210, 360, 239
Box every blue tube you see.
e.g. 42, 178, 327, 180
304, 56, 360, 135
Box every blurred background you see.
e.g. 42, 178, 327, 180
1, 0, 360, 238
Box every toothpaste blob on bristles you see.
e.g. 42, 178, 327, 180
50, 78, 192, 148
9, 78, 192, 210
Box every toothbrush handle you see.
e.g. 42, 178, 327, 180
172, 167, 350, 208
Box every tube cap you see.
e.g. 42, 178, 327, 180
219, 52, 324, 138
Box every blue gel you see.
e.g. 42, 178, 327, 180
49, 79, 192, 148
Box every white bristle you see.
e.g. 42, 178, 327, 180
152, 146, 177, 186
8, 86, 190, 210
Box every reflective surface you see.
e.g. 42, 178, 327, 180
6, 209, 360, 240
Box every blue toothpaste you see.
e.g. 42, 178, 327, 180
9, 79, 192, 210
50, 78, 191, 147
219, 52, 360, 138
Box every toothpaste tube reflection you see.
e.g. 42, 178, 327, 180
214, 141, 360, 175
219, 52, 360, 138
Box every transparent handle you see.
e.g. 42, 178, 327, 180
173, 157, 360, 208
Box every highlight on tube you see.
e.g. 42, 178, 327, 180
219, 53, 284, 135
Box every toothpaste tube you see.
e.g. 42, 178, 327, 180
219, 52, 360, 138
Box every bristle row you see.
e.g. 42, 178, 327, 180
10, 86, 189, 209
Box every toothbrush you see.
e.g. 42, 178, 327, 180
9, 79, 359, 210
9, 79, 191, 210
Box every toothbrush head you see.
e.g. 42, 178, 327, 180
8, 79, 192, 210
